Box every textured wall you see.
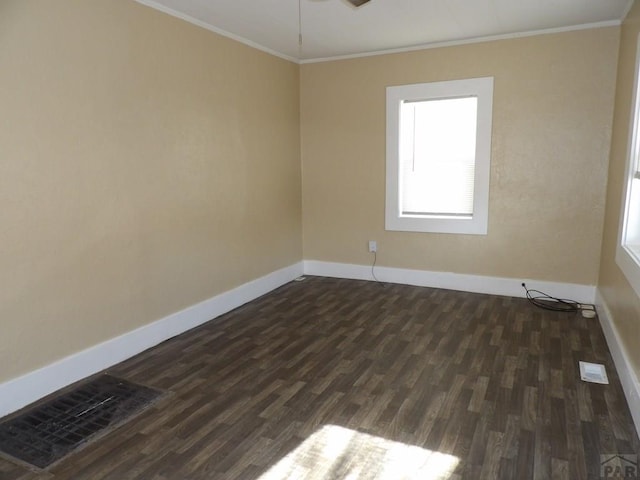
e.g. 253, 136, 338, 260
0, 1, 301, 383
301, 28, 619, 285
599, 1, 640, 376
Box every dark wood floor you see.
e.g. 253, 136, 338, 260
1, 276, 638, 479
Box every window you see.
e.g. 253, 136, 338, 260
617, 35, 640, 298
386, 77, 494, 234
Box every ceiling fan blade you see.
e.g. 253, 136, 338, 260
347, 0, 370, 6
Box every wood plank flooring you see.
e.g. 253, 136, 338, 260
1, 276, 638, 479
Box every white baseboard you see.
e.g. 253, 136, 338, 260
595, 290, 640, 436
0, 262, 303, 419
303, 260, 596, 303
0, 259, 599, 420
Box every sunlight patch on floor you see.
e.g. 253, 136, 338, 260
258, 424, 459, 479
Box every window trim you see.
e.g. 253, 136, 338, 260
385, 77, 494, 235
616, 34, 640, 299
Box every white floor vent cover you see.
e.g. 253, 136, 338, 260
579, 361, 609, 384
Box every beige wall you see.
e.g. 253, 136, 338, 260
301, 28, 619, 285
0, 0, 630, 389
599, 1, 640, 375
0, 1, 301, 383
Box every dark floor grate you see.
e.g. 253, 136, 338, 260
0, 374, 163, 469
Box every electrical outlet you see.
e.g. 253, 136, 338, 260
368, 240, 377, 253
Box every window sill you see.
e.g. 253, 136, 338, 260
385, 214, 487, 235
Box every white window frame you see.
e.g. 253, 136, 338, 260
616, 34, 640, 299
385, 77, 494, 235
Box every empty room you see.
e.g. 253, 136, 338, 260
2, 0, 640, 478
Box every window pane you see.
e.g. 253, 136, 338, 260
399, 97, 477, 216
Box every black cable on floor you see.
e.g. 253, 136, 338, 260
521, 283, 580, 312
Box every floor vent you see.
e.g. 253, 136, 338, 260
0, 374, 163, 469
579, 361, 609, 384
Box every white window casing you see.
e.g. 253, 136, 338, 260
616, 34, 640, 298
385, 77, 494, 235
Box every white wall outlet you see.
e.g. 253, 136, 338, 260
368, 240, 377, 253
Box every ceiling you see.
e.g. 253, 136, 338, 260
135, 0, 632, 63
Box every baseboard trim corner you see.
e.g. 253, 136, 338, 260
595, 289, 640, 436
0, 262, 303, 419
303, 260, 596, 303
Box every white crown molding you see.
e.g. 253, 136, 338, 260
301, 20, 621, 64
134, 0, 298, 64
0, 262, 303, 419
595, 289, 640, 436
135, 0, 620, 65
303, 260, 596, 303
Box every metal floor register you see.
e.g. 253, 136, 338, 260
0, 374, 163, 469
